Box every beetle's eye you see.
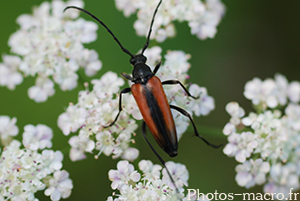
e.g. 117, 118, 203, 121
130, 57, 135, 65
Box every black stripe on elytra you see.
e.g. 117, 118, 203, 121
143, 85, 176, 152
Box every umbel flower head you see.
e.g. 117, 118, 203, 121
57, 46, 215, 162
115, 0, 225, 42
107, 160, 191, 200
223, 74, 300, 197
0, 116, 72, 201
0, 0, 102, 102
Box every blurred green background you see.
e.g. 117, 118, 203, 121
1, 0, 300, 200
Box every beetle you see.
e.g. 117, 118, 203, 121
65, 0, 221, 193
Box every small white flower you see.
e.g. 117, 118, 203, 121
139, 160, 162, 180
243, 75, 290, 110
77, 90, 99, 109
115, 132, 138, 160
162, 51, 191, 79
81, 49, 102, 76
0, 55, 23, 90
57, 104, 87, 136
28, 76, 55, 103
287, 81, 300, 103
121, 147, 139, 162
243, 78, 262, 104
153, 50, 191, 83
0, 115, 19, 146
22, 124, 53, 150
226, 102, 245, 123
189, 84, 215, 116
68, 134, 95, 161
91, 71, 125, 98
53, 61, 79, 91
259, 79, 278, 108
64, 18, 98, 44
274, 74, 288, 106
40, 150, 64, 175
285, 103, 300, 131
189, 0, 225, 39
222, 122, 236, 136
115, 0, 138, 17
244, 78, 278, 108
95, 131, 116, 157
172, 111, 190, 139
223, 131, 258, 163
44, 170, 73, 201
223, 102, 246, 136
235, 159, 270, 188
108, 160, 141, 190
162, 161, 189, 190
241, 112, 257, 127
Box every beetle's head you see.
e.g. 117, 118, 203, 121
130, 54, 147, 66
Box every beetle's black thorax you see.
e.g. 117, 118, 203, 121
130, 54, 154, 84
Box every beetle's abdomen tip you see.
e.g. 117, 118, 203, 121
169, 150, 178, 157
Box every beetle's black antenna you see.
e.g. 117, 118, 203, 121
141, 0, 163, 54
64, 6, 134, 57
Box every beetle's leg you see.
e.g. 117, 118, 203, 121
141, 121, 180, 195
103, 87, 131, 128
121, 72, 133, 81
153, 61, 162, 75
162, 80, 199, 99
170, 105, 223, 148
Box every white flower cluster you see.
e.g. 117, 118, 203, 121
115, 0, 225, 42
0, 116, 72, 201
57, 46, 215, 161
0, 0, 102, 102
107, 160, 193, 200
57, 71, 140, 162
223, 74, 300, 197
243, 74, 298, 110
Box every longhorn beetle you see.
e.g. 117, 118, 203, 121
65, 0, 221, 194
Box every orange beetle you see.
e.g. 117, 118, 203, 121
65, 0, 221, 193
